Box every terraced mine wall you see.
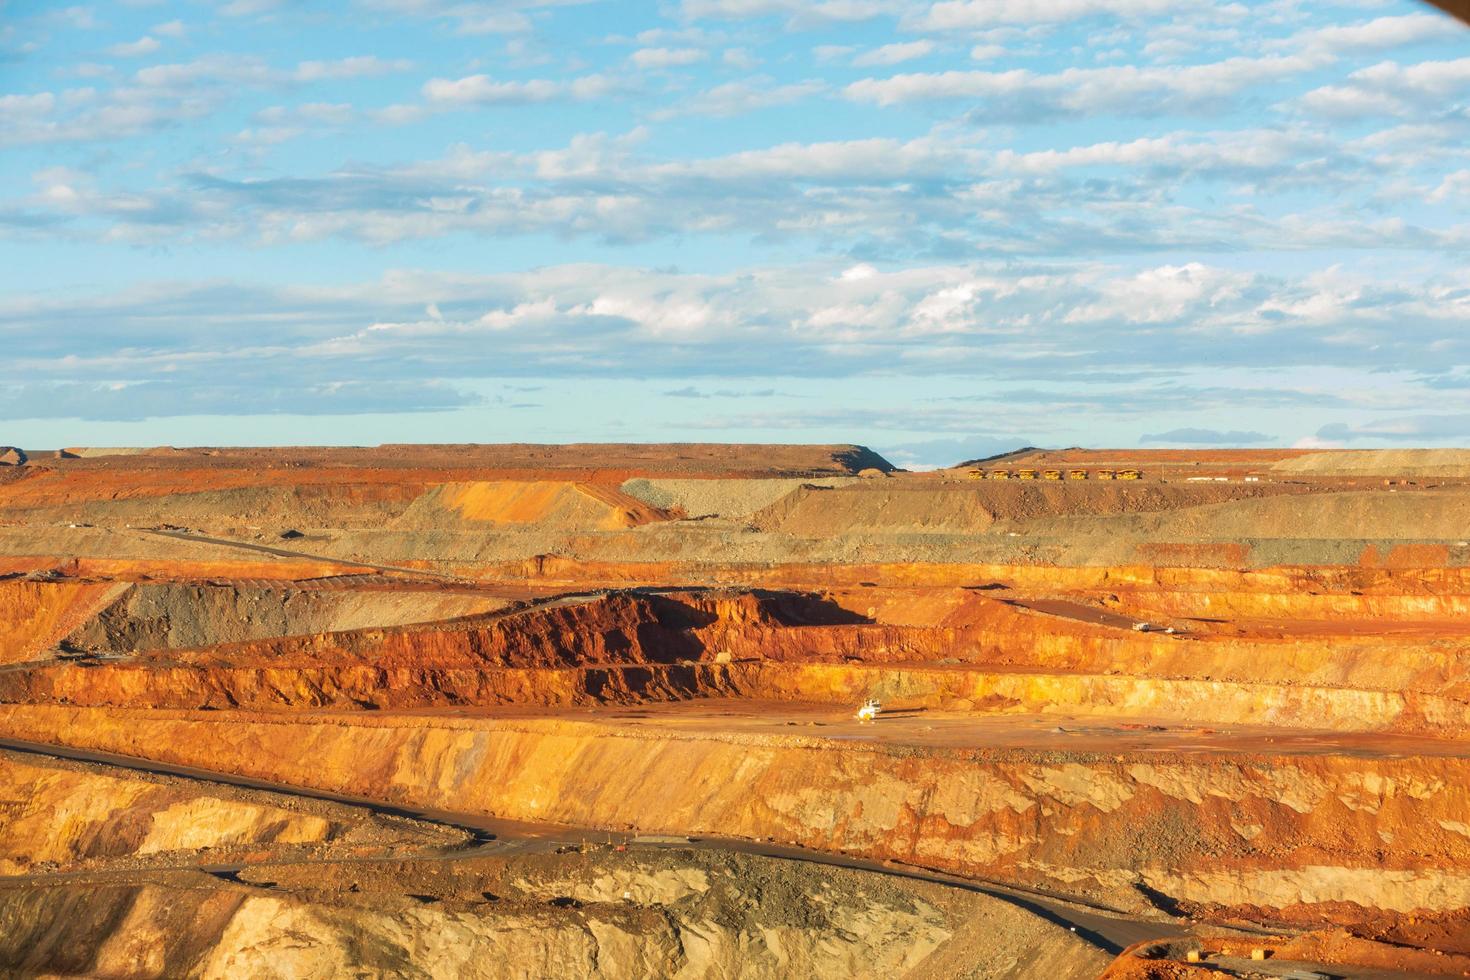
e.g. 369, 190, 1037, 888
4, 580, 1468, 923
7, 656, 1468, 736
3, 704, 1466, 923
478, 556, 1470, 593
6, 587, 1470, 735
747, 662, 1470, 736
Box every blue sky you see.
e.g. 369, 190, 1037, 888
1, 0, 1467, 467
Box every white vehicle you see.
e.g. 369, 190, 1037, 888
856, 698, 882, 722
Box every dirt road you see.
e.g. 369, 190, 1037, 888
0, 736, 1199, 955
142, 528, 466, 582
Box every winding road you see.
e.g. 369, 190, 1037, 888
0, 735, 1198, 956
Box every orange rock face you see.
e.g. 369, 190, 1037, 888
0, 579, 124, 665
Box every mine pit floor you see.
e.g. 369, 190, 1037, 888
379, 699, 1470, 760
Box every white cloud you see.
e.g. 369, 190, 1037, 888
0, 54, 422, 148
130, 53, 409, 90
680, 0, 906, 23
217, 0, 287, 16
6, 261, 1465, 396
992, 127, 1348, 186
422, 73, 618, 105
294, 56, 414, 81
630, 26, 723, 45
290, 102, 356, 123
67, 63, 117, 79
852, 40, 934, 67
814, 44, 856, 62
638, 134, 965, 180
1292, 435, 1342, 448
1430, 170, 1470, 204
630, 47, 707, 69
10, 123, 1464, 254
151, 19, 187, 38
107, 35, 161, 57
1136, 22, 1241, 63
1317, 414, 1470, 442
1284, 13, 1461, 57
125, 54, 267, 91
1296, 85, 1404, 118
653, 78, 825, 118
846, 53, 1328, 119
358, 0, 565, 34
1062, 262, 1252, 325
237, 101, 359, 144
912, 0, 1187, 30
0, 92, 58, 117
1297, 57, 1470, 119
1354, 57, 1470, 94
58, 6, 101, 29
723, 47, 760, 69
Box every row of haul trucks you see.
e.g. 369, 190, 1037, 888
966, 468, 1142, 481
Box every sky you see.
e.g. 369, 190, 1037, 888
1, 0, 1468, 468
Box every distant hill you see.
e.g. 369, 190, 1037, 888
26, 443, 897, 479
954, 447, 1043, 468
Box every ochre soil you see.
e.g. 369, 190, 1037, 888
2, 443, 1468, 977
1101, 927, 1470, 977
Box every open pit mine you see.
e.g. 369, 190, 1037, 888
1, 442, 1469, 978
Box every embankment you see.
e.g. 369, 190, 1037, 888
0, 749, 460, 876
65, 582, 509, 653
0, 846, 1104, 980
